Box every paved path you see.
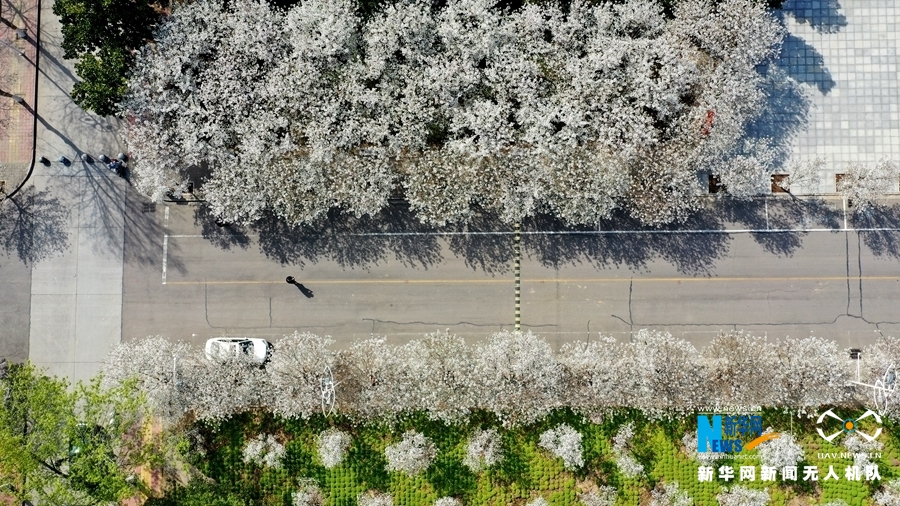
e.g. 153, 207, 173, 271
25, 0, 125, 381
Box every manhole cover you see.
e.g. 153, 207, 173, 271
142, 202, 156, 213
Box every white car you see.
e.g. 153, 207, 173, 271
204, 337, 273, 365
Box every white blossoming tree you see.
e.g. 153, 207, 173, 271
703, 331, 777, 407
101, 336, 275, 423
611, 422, 644, 477
578, 486, 617, 506
649, 482, 692, 506
396, 330, 476, 423
463, 428, 504, 472
629, 329, 705, 415
242, 434, 286, 469
838, 159, 900, 212
769, 336, 850, 414
433, 498, 461, 506
756, 428, 803, 469
335, 337, 403, 420
681, 430, 718, 465
843, 434, 883, 471
317, 428, 352, 469
358, 492, 394, 506
123, 0, 784, 228
384, 431, 436, 476
292, 479, 325, 506
472, 330, 562, 425
874, 481, 900, 506
538, 424, 584, 470
559, 337, 632, 414
268, 332, 337, 419
716, 485, 769, 506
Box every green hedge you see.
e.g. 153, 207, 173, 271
158, 408, 897, 505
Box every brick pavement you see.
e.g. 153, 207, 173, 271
0, 0, 38, 194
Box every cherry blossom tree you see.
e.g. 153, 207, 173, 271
463, 428, 504, 472
123, 0, 784, 228
317, 428, 352, 468
539, 424, 584, 470
267, 332, 337, 419
649, 482, 692, 506
838, 159, 900, 213
756, 428, 803, 469
242, 433, 286, 469
611, 422, 644, 477
384, 431, 436, 476
578, 486, 617, 506
472, 330, 563, 425
703, 331, 777, 407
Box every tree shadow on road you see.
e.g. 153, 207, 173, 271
253, 204, 443, 270
199, 193, 882, 276
849, 206, 900, 260
193, 204, 251, 251
0, 186, 69, 265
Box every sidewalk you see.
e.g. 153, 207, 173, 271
754, 0, 900, 191
26, 0, 126, 382
0, 0, 38, 193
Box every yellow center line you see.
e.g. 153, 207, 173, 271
163, 275, 900, 285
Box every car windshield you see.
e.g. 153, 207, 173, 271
239, 340, 252, 355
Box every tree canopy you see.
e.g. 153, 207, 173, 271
0, 362, 154, 504
53, 0, 159, 115
124, 0, 783, 227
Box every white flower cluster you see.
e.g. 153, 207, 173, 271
611, 422, 644, 477
292, 479, 325, 506
539, 424, 584, 470
874, 479, 900, 506
317, 428, 352, 468
384, 431, 437, 476
463, 428, 504, 472
838, 159, 900, 213
756, 428, 804, 469
358, 492, 394, 506
649, 482, 692, 506
843, 434, 884, 471
103, 329, 857, 425
242, 433, 286, 469
123, 0, 783, 228
433, 498, 461, 506
716, 485, 769, 506
578, 486, 617, 506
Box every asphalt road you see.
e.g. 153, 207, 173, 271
121, 194, 900, 351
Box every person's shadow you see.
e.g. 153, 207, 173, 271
285, 276, 314, 298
